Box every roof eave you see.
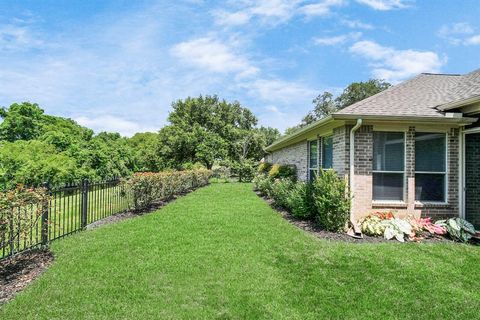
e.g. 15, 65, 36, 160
265, 116, 334, 152
437, 95, 480, 111
331, 113, 477, 125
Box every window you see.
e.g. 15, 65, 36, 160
308, 140, 318, 182
322, 136, 333, 169
372, 132, 405, 201
415, 132, 447, 202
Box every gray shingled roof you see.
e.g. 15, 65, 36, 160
334, 69, 480, 118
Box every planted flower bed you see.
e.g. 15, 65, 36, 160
254, 162, 480, 244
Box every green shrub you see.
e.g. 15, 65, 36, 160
286, 182, 314, 219
268, 164, 296, 180
257, 162, 272, 174
270, 179, 294, 208
311, 169, 351, 232
253, 175, 273, 195
232, 160, 256, 182
0, 186, 50, 253
125, 169, 212, 210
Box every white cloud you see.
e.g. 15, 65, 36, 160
356, 0, 411, 10
212, 0, 345, 26
299, 0, 346, 17
314, 32, 362, 46
438, 23, 480, 46
438, 22, 474, 38
340, 19, 374, 30
243, 78, 317, 104
349, 40, 445, 83
170, 37, 258, 77
76, 115, 156, 137
465, 35, 480, 46
0, 24, 44, 51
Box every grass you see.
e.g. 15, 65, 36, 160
1, 183, 479, 319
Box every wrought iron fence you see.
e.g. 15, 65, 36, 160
1, 179, 133, 260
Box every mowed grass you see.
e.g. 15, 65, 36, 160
1, 183, 479, 319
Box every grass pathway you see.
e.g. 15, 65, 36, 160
1, 183, 479, 319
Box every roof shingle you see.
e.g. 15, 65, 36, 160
334, 69, 480, 118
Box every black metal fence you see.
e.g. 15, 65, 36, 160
1, 179, 133, 260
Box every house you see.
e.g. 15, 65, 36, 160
265, 69, 480, 227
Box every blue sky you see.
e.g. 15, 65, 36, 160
0, 0, 479, 135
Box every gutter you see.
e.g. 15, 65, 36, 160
332, 113, 477, 125
348, 119, 363, 238
265, 116, 334, 152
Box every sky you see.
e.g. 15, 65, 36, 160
0, 0, 479, 136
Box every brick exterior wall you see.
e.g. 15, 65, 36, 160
465, 133, 480, 228
266, 124, 462, 220
332, 125, 350, 176
351, 125, 460, 219
265, 141, 308, 181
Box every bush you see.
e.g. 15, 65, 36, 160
311, 169, 351, 232
125, 169, 212, 210
0, 186, 50, 253
253, 175, 272, 195
257, 162, 272, 174
286, 182, 314, 219
270, 179, 294, 208
268, 164, 296, 180
232, 160, 256, 182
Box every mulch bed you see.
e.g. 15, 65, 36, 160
256, 192, 450, 244
0, 249, 54, 305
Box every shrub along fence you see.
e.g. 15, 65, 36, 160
0, 169, 212, 260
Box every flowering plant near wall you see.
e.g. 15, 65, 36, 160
0, 186, 50, 252
360, 212, 478, 243
124, 169, 212, 210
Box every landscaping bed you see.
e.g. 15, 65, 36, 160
258, 192, 450, 244
0, 249, 53, 305
254, 162, 480, 245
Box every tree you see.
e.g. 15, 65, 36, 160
0, 102, 45, 141
285, 79, 391, 133
128, 132, 161, 172
157, 95, 278, 169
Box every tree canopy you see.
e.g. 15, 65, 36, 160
286, 79, 391, 135
157, 95, 279, 169
0, 98, 279, 188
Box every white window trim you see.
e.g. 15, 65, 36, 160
308, 139, 320, 181
320, 135, 333, 170
414, 132, 449, 205
372, 132, 406, 202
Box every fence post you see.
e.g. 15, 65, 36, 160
41, 182, 50, 246
81, 179, 89, 228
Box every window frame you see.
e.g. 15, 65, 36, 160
372, 131, 407, 203
414, 132, 449, 204
308, 139, 319, 181
321, 135, 333, 170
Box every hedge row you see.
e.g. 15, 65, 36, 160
254, 164, 351, 232
124, 169, 212, 210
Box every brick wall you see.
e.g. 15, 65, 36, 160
351, 125, 460, 219
266, 124, 462, 220
332, 125, 350, 177
265, 141, 308, 181
465, 133, 480, 228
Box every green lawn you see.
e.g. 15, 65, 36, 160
1, 183, 479, 319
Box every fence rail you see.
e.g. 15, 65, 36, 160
1, 179, 133, 260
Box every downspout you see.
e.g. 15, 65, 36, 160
348, 119, 363, 238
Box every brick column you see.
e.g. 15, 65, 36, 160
406, 126, 416, 214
